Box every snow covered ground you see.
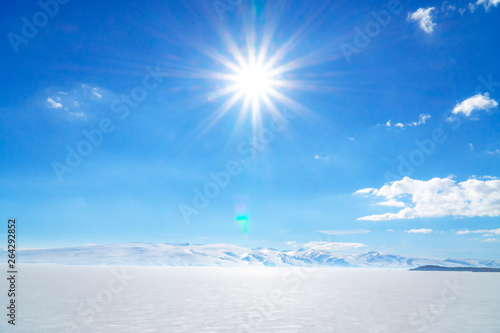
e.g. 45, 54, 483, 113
1, 265, 499, 332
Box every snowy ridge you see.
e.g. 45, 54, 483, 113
9, 243, 500, 268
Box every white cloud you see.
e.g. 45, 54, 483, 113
486, 149, 500, 155
441, 1, 456, 11
356, 188, 376, 194
70, 112, 86, 118
384, 114, 431, 129
81, 84, 104, 100
474, 175, 499, 180
303, 241, 366, 251
483, 238, 499, 242
92, 88, 103, 99
317, 229, 370, 235
408, 7, 436, 33
355, 176, 500, 221
405, 228, 433, 234
441, 1, 456, 12
456, 228, 500, 235
413, 114, 431, 126
46, 84, 109, 120
47, 97, 63, 108
473, 0, 500, 11
386, 229, 395, 232
451, 93, 498, 118
377, 199, 406, 207
314, 154, 330, 162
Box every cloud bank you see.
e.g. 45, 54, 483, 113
456, 228, 500, 235
405, 228, 433, 234
317, 229, 370, 235
356, 176, 500, 221
303, 242, 367, 251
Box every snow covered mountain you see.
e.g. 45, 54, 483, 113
8, 242, 500, 268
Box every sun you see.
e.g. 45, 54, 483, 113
219, 53, 280, 118
234, 61, 274, 100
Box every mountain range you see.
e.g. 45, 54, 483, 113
7, 242, 500, 268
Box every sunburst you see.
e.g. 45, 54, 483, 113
231, 60, 274, 103
165, 3, 337, 141
197, 33, 311, 137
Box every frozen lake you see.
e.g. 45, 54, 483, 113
2, 265, 500, 332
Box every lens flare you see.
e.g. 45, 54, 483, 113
236, 215, 250, 235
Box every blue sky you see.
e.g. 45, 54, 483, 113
1, 0, 499, 259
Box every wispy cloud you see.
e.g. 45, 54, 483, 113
356, 188, 375, 194
486, 148, 500, 155
471, 0, 500, 12
409, 1, 499, 31
408, 7, 436, 33
384, 114, 430, 129
472, 175, 499, 180
90, 86, 103, 99
483, 238, 500, 243
314, 154, 330, 162
303, 241, 367, 251
317, 229, 370, 236
377, 199, 406, 207
441, 1, 456, 13
405, 228, 433, 234
45, 84, 108, 119
92, 90, 102, 99
47, 97, 62, 108
450, 93, 498, 118
456, 228, 500, 235
355, 176, 500, 221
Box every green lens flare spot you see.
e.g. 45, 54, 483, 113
236, 216, 249, 235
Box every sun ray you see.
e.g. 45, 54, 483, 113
189, 89, 246, 145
